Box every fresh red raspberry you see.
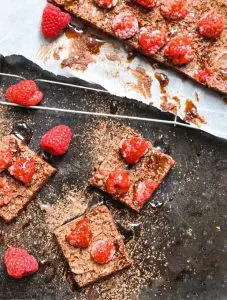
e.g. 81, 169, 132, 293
138, 27, 167, 55
133, 0, 156, 9
41, 4, 71, 38
0, 178, 12, 207
119, 137, 149, 164
8, 157, 35, 185
66, 218, 92, 249
0, 149, 13, 173
94, 0, 118, 9
90, 240, 116, 264
106, 169, 130, 196
160, 0, 188, 21
194, 68, 213, 84
6, 80, 43, 107
4, 247, 38, 279
112, 12, 139, 40
164, 36, 193, 65
133, 179, 159, 208
40, 125, 72, 156
197, 12, 224, 39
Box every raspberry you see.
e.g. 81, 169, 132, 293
197, 12, 224, 39
90, 240, 116, 264
133, 179, 159, 208
194, 68, 213, 84
119, 137, 149, 164
66, 218, 92, 249
0, 177, 12, 207
94, 0, 118, 9
138, 27, 167, 55
6, 80, 43, 107
112, 12, 139, 40
160, 0, 188, 21
164, 36, 193, 65
41, 4, 71, 38
133, 0, 156, 9
0, 149, 13, 173
4, 247, 38, 279
40, 125, 72, 156
8, 157, 35, 185
106, 169, 130, 196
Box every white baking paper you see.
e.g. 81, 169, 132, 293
0, 0, 226, 139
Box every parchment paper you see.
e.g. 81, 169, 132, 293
0, 0, 226, 139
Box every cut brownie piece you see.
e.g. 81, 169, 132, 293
50, 0, 227, 94
0, 135, 56, 222
89, 127, 175, 212
55, 205, 132, 287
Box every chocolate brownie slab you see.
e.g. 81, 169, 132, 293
0, 135, 56, 222
55, 205, 132, 287
89, 127, 175, 212
50, 0, 227, 94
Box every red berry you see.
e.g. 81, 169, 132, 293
94, 0, 118, 9
197, 12, 224, 39
112, 12, 139, 40
66, 218, 92, 249
106, 169, 130, 196
41, 4, 71, 38
40, 125, 72, 156
133, 0, 156, 9
4, 247, 38, 279
90, 240, 116, 264
119, 137, 149, 164
133, 179, 159, 208
6, 80, 43, 107
164, 36, 193, 65
8, 157, 35, 185
138, 27, 167, 55
160, 0, 188, 21
194, 68, 213, 84
0, 149, 13, 173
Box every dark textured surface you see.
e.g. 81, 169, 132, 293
0, 55, 226, 299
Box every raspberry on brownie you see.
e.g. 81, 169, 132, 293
164, 36, 193, 65
133, 0, 156, 9
90, 127, 175, 212
0, 135, 56, 222
112, 12, 139, 40
55, 205, 132, 287
197, 12, 224, 39
160, 0, 188, 21
138, 28, 167, 55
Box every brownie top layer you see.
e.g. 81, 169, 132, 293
55, 205, 132, 287
0, 135, 56, 222
51, 0, 227, 94
90, 127, 175, 212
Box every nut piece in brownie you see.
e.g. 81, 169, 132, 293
0, 135, 56, 222
50, 0, 226, 94
55, 205, 132, 287
90, 127, 175, 212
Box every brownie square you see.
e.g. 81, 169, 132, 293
55, 205, 132, 287
89, 127, 175, 212
0, 135, 56, 222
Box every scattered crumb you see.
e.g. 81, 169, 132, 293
184, 99, 206, 127
128, 66, 152, 99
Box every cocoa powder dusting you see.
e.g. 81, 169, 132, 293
41, 186, 88, 232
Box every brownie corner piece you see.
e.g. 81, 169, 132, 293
89, 129, 175, 212
54, 205, 132, 287
0, 135, 56, 222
